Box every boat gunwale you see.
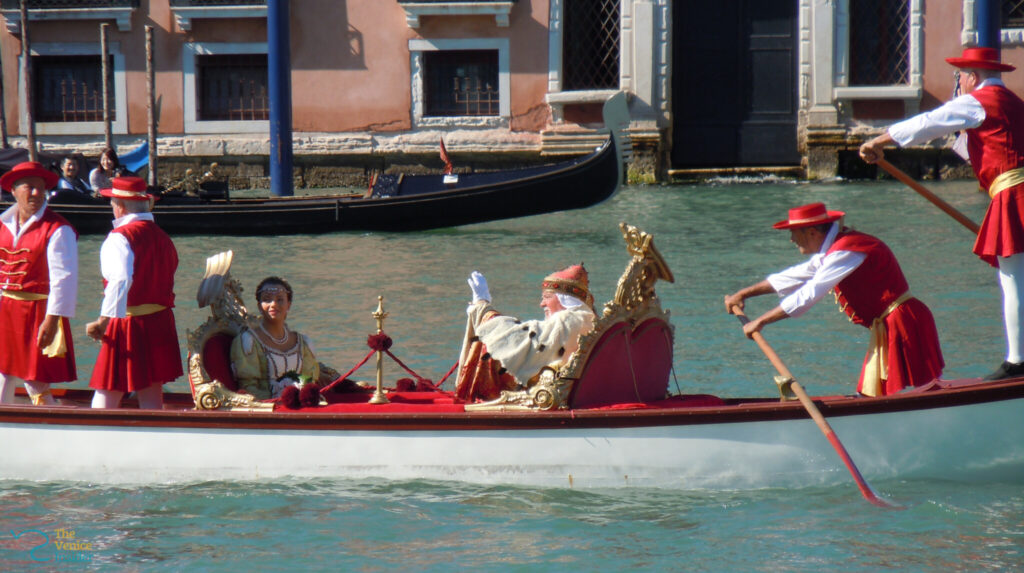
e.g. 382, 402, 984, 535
1, 377, 1021, 432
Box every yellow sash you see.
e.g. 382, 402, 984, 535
988, 167, 1024, 198
861, 292, 913, 397
126, 303, 167, 317
1, 290, 47, 301
1, 291, 67, 358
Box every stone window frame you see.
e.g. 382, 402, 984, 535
409, 38, 510, 129
831, 0, 924, 110
22, 42, 128, 136
182, 41, 269, 134
961, 0, 1024, 46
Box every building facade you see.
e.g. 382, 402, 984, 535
0, 0, 671, 187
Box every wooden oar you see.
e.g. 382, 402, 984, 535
876, 159, 980, 234
730, 307, 901, 509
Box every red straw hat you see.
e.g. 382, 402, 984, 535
0, 161, 58, 191
946, 47, 1016, 72
542, 263, 593, 307
773, 202, 845, 230
100, 176, 153, 201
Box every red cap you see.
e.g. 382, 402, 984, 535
100, 176, 153, 201
0, 161, 58, 191
773, 202, 844, 230
542, 263, 593, 307
946, 47, 1016, 72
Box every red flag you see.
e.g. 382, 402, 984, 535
439, 137, 453, 175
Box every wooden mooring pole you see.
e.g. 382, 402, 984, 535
19, 0, 36, 161
145, 25, 157, 185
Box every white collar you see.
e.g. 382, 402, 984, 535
112, 211, 154, 229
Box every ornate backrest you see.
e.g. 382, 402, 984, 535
186, 251, 272, 411
467, 223, 675, 411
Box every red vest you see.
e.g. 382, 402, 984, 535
111, 219, 177, 307
967, 85, 1024, 189
827, 231, 908, 327
0, 208, 75, 294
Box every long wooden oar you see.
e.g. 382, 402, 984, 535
730, 307, 901, 509
876, 159, 980, 234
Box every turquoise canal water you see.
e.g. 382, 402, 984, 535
3, 180, 1023, 570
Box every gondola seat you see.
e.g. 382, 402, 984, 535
566, 317, 673, 409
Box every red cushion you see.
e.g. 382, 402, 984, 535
569, 318, 673, 408
201, 333, 238, 391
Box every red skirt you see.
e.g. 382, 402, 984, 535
857, 298, 944, 396
0, 296, 76, 382
89, 308, 183, 392
974, 184, 1024, 267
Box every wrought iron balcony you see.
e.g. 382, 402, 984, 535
0, 0, 138, 33
396, 0, 516, 29
169, 0, 267, 32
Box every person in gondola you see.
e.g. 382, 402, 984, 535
89, 147, 120, 192
55, 157, 92, 196
724, 202, 944, 397
0, 161, 78, 405
859, 47, 1024, 381
86, 176, 182, 409
230, 276, 321, 400
455, 264, 596, 402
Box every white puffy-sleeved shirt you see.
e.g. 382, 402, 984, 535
766, 223, 867, 318
0, 203, 77, 317
98, 212, 154, 318
887, 79, 1004, 148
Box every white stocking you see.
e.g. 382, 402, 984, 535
23, 381, 56, 405
997, 254, 1024, 363
136, 385, 165, 410
0, 373, 19, 404
91, 389, 125, 409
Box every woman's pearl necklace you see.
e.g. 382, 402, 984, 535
260, 322, 289, 345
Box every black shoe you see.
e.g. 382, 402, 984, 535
983, 361, 1024, 381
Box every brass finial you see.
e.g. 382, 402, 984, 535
369, 295, 390, 404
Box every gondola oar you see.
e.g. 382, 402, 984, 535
729, 306, 902, 509
876, 159, 980, 234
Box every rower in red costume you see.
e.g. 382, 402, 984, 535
725, 202, 944, 396
0, 161, 78, 405
86, 176, 182, 409
455, 264, 596, 402
860, 47, 1024, 380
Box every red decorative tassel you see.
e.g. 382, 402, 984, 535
299, 384, 322, 407
279, 385, 301, 409
395, 378, 416, 392
367, 333, 393, 351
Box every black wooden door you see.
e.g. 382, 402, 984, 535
672, 0, 799, 167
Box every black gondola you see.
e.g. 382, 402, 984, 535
0, 94, 628, 235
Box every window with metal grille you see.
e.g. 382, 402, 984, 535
1005, 0, 1024, 28
33, 55, 113, 123
849, 0, 910, 85
423, 50, 499, 117
195, 53, 268, 121
562, 0, 620, 90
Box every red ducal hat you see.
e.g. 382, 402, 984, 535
542, 263, 593, 307
946, 47, 1016, 72
773, 202, 845, 230
0, 160, 58, 191
100, 176, 153, 201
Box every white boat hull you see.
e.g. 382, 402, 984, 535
3, 393, 1022, 488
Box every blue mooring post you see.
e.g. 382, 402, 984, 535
976, 0, 1001, 50
268, 0, 294, 197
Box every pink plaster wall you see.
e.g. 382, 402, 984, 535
0, 0, 552, 138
